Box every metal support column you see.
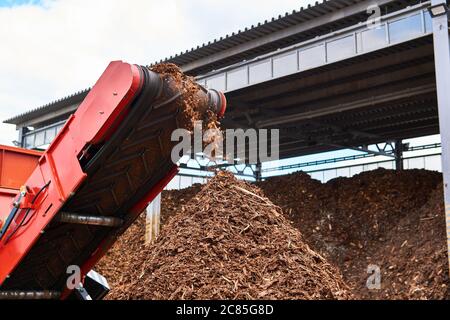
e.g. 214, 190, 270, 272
395, 140, 404, 171
18, 126, 28, 148
431, 0, 450, 275
145, 193, 161, 245
255, 161, 262, 182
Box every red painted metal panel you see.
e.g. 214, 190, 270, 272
0, 145, 41, 191
0, 146, 41, 235
70, 61, 142, 151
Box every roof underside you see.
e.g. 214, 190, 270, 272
5, 0, 419, 126
223, 36, 437, 160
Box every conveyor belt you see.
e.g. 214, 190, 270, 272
1, 65, 225, 293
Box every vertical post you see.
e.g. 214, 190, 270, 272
430, 0, 450, 275
145, 193, 161, 245
255, 161, 262, 182
394, 140, 404, 171
18, 126, 28, 148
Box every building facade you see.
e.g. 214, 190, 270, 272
3, 0, 447, 185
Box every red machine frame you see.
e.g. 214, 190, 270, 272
0, 61, 179, 296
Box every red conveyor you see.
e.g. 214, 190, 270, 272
0, 61, 226, 299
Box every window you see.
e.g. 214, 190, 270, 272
205, 74, 226, 91
56, 124, 65, 133
273, 51, 297, 77
326, 35, 355, 62
361, 25, 387, 52
323, 170, 337, 182
196, 79, 206, 87
227, 67, 248, 91
34, 131, 45, 147
249, 59, 271, 84
350, 165, 364, 176
24, 134, 34, 149
299, 45, 325, 69
424, 10, 433, 33
388, 14, 422, 43
44, 127, 57, 144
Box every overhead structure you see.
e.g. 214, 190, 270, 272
4, 0, 440, 165
3, 0, 450, 275
429, 0, 450, 278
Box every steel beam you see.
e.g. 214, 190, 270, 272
431, 0, 450, 275
302, 153, 442, 176
18, 126, 28, 148
255, 161, 262, 182
228, 42, 434, 102
331, 144, 396, 158
182, 0, 404, 74
56, 212, 123, 227
395, 140, 404, 170
254, 62, 435, 110
255, 84, 436, 128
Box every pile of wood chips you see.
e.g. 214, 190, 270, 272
257, 168, 448, 299
98, 171, 351, 300
98, 168, 449, 300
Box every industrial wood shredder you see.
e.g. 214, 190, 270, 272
0, 61, 226, 299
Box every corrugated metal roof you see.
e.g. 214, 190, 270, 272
4, 0, 412, 126
150, 0, 367, 73
149, 0, 419, 75
4, 89, 89, 125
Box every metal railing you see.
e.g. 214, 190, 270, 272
22, 120, 66, 150
197, 2, 432, 93
262, 143, 441, 173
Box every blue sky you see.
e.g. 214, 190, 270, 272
0, 0, 42, 7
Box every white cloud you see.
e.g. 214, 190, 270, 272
0, 0, 313, 145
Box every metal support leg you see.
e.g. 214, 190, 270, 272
431, 0, 450, 276
73, 284, 92, 300
145, 193, 161, 245
395, 140, 404, 171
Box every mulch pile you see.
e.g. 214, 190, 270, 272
95, 185, 201, 289
159, 184, 203, 225
98, 171, 351, 300
257, 168, 449, 299
361, 183, 449, 299
97, 168, 449, 300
